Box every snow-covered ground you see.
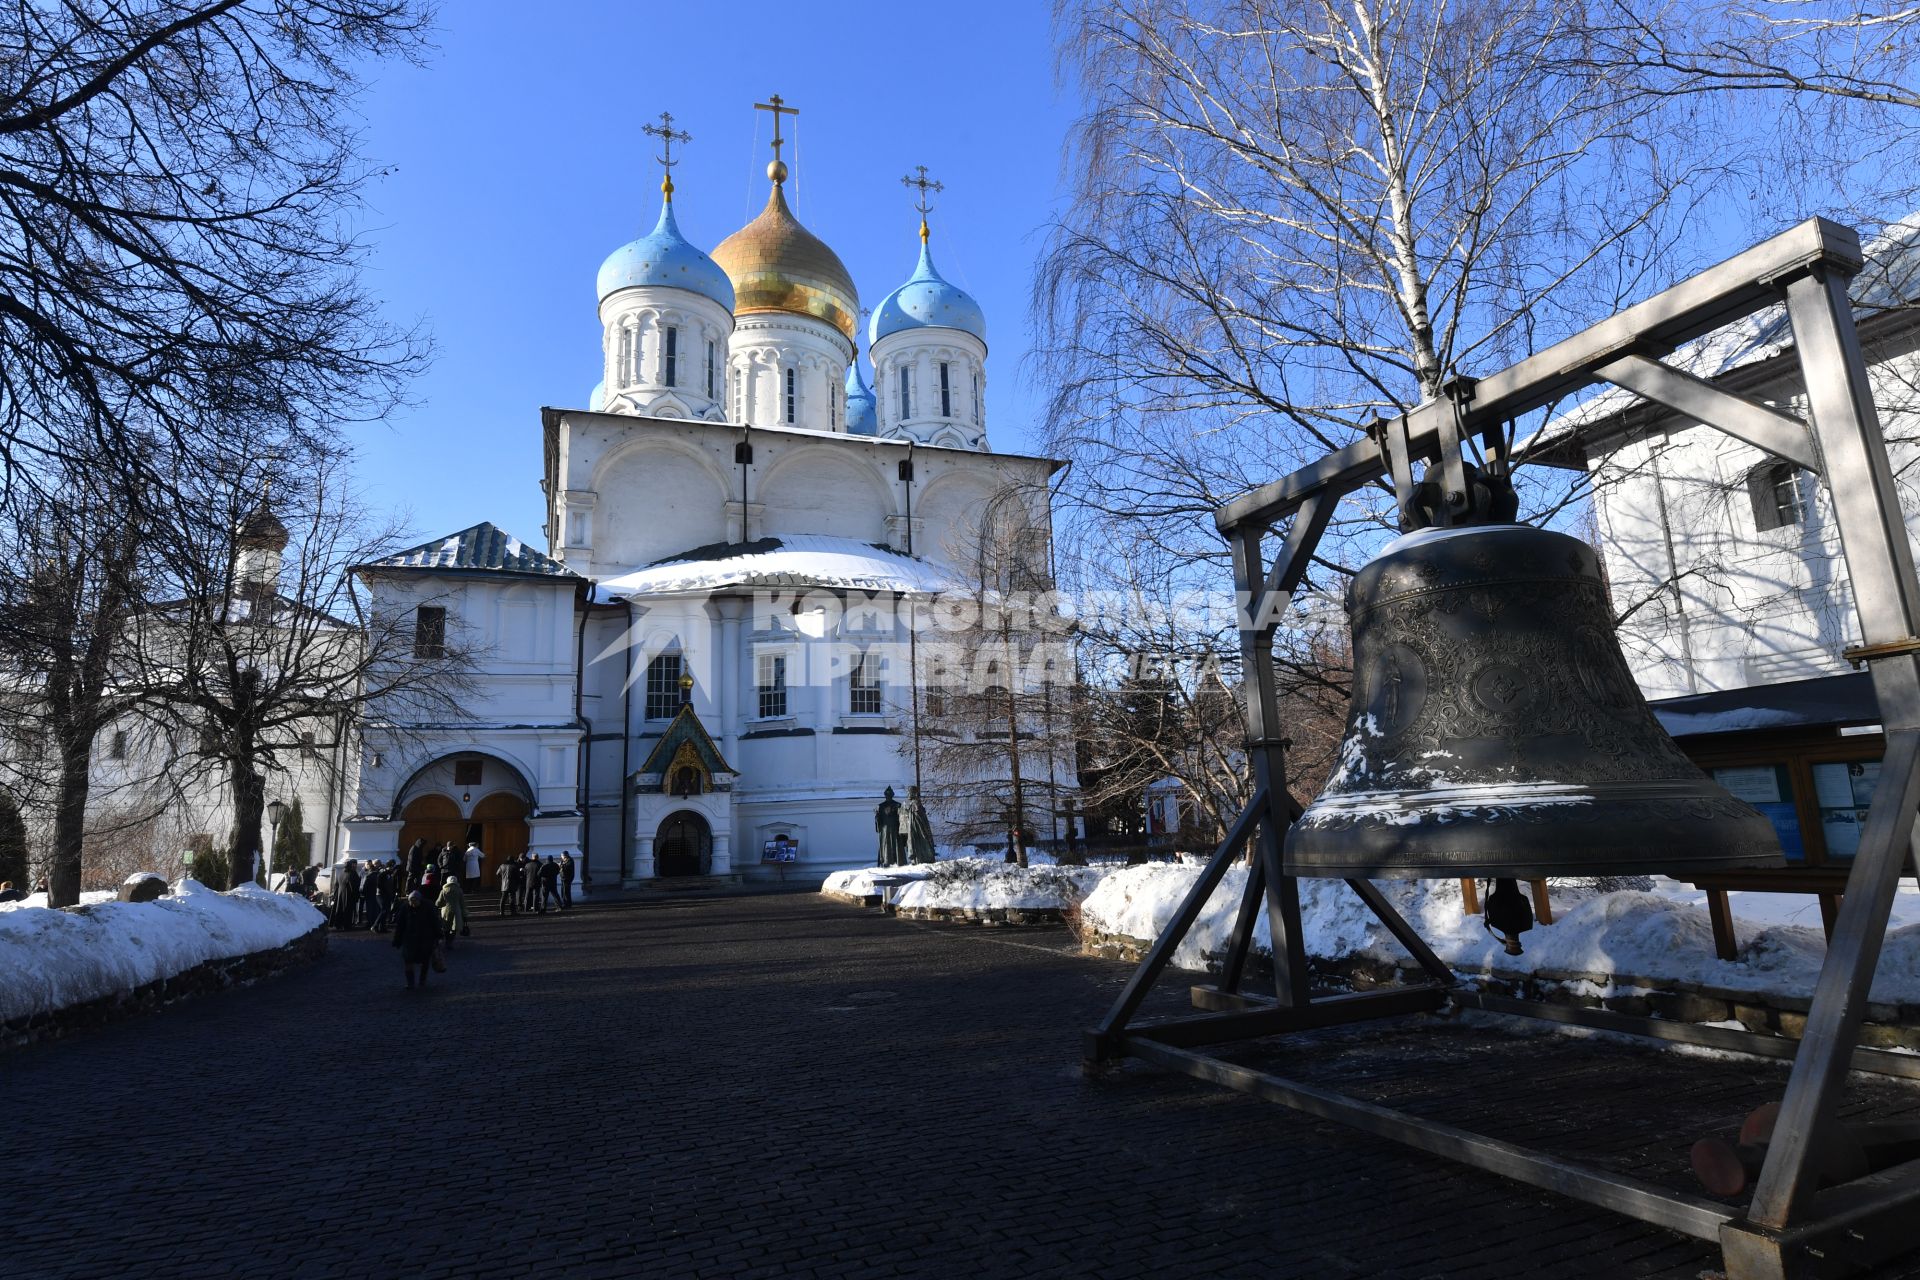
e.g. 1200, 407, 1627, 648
892, 859, 1107, 912
820, 864, 937, 900
1078, 866, 1920, 1005
0, 888, 116, 912
0, 879, 326, 1024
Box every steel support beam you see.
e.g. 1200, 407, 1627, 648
1594, 354, 1821, 472
1215, 217, 1862, 531
1746, 260, 1920, 1231
1128, 1038, 1737, 1242
1451, 989, 1920, 1082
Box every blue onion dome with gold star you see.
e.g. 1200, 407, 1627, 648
869, 228, 986, 347
596, 194, 735, 308
845, 360, 877, 435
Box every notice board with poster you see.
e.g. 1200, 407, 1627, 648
1682, 725, 1886, 871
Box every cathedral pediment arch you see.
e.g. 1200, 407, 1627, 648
591, 433, 732, 498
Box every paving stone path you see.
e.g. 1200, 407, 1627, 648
4, 890, 1918, 1279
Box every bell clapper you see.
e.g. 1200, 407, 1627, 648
1482, 877, 1534, 956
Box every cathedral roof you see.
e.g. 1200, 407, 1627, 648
870, 235, 985, 346
711, 185, 859, 342
637, 701, 735, 778
845, 360, 877, 436
236, 501, 289, 550
594, 534, 959, 600
358, 522, 580, 580
596, 197, 735, 309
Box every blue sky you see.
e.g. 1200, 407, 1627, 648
345, 2, 1077, 547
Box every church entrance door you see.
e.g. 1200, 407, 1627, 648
398, 794, 465, 863
470, 792, 531, 887
655, 811, 711, 877
399, 792, 529, 888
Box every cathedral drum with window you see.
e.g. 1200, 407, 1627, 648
337, 99, 1075, 885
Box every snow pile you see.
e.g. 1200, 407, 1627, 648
0, 879, 326, 1024
892, 858, 1109, 912
1078, 866, 1920, 1004
821, 864, 938, 899
0, 888, 115, 913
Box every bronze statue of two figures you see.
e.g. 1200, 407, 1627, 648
1291, 513, 1782, 951
875, 786, 935, 867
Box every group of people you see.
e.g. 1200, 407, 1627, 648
326, 840, 581, 986
494, 851, 574, 916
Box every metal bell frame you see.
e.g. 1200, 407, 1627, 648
1083, 218, 1920, 1279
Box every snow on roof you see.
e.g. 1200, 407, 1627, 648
594, 534, 962, 601
1648, 671, 1879, 737
357, 522, 578, 579
1543, 214, 1920, 442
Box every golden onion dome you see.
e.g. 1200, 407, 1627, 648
711, 185, 860, 342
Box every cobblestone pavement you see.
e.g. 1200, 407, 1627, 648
5, 891, 1920, 1279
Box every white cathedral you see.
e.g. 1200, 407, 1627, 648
337, 104, 1065, 889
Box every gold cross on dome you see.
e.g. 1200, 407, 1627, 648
754, 94, 800, 184
901, 165, 944, 239
641, 111, 693, 197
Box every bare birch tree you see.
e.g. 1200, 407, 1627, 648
1038, 0, 1920, 822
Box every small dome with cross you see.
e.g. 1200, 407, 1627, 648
597, 196, 735, 309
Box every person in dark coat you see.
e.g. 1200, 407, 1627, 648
0, 880, 26, 903
498, 856, 520, 917
403, 839, 427, 893
558, 852, 575, 909
330, 859, 360, 930
391, 888, 442, 987
371, 862, 398, 932
537, 856, 561, 913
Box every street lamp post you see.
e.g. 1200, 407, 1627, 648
266, 798, 287, 889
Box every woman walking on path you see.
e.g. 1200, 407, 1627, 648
392, 887, 443, 988
436, 872, 468, 948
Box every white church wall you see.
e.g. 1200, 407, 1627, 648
591, 438, 731, 570
598, 287, 732, 421
726, 312, 850, 432
1588, 340, 1920, 702
755, 444, 893, 544
870, 328, 987, 448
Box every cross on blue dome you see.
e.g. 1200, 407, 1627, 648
595, 196, 735, 309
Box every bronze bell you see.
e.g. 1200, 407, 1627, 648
1283, 522, 1783, 879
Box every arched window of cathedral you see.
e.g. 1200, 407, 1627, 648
665, 326, 679, 387
939, 362, 952, 418
972, 369, 980, 424
1748, 459, 1805, 532
898, 367, 911, 420
706, 340, 716, 400
784, 367, 796, 424
830, 377, 837, 430
618, 327, 634, 388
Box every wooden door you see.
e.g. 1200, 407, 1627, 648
471, 792, 530, 887
398, 794, 466, 864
